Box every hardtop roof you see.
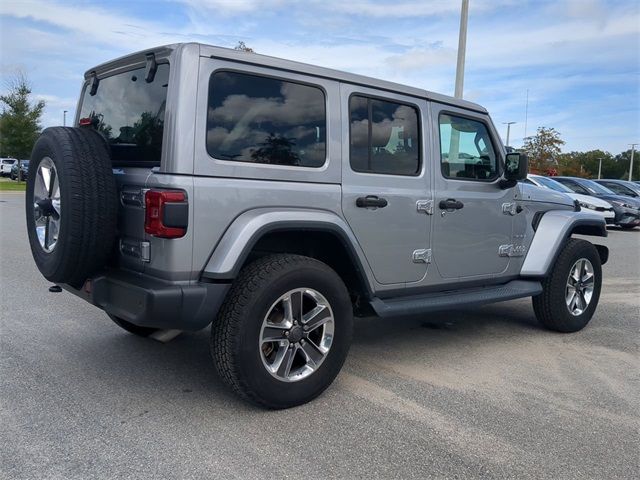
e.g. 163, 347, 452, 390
86, 42, 488, 114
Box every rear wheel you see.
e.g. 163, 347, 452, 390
211, 254, 353, 409
532, 239, 602, 332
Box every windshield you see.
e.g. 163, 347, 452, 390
533, 176, 573, 193
79, 63, 169, 166
582, 179, 614, 195
604, 181, 640, 196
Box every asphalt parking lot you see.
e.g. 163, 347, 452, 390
1, 191, 638, 479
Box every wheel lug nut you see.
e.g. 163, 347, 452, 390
300, 339, 305, 346
284, 331, 289, 337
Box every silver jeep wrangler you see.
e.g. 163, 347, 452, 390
26, 43, 608, 408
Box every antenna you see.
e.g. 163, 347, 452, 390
523, 89, 529, 141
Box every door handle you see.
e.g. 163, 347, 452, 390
356, 195, 388, 208
439, 198, 464, 210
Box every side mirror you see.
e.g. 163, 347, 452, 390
499, 152, 528, 189
505, 152, 528, 181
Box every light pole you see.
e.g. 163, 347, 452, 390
597, 158, 603, 179
503, 122, 516, 147
63, 110, 68, 126
454, 0, 469, 99
629, 144, 637, 181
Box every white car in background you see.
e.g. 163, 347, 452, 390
525, 174, 615, 223
1, 158, 17, 177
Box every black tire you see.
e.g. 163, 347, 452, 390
211, 254, 353, 409
532, 238, 602, 332
26, 127, 117, 288
108, 314, 159, 337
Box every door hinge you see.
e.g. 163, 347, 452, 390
498, 244, 526, 257
502, 202, 523, 216
416, 200, 434, 215
412, 248, 432, 263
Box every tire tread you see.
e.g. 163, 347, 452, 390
211, 254, 345, 408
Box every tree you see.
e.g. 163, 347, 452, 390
250, 133, 299, 165
521, 127, 565, 174
557, 150, 618, 178
234, 41, 255, 53
0, 73, 45, 165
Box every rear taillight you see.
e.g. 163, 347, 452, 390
144, 189, 188, 238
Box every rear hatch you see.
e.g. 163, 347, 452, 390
77, 61, 170, 273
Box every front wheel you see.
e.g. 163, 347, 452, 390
211, 254, 353, 409
532, 238, 602, 332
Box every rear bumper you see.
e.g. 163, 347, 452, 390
62, 270, 230, 331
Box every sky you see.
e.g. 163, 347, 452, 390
0, 0, 638, 153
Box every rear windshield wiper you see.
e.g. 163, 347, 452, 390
145, 53, 158, 83
89, 71, 99, 96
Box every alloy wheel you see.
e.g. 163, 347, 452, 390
33, 157, 61, 253
259, 288, 335, 382
565, 258, 595, 316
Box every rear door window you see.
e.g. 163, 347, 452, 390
349, 95, 420, 175
79, 63, 169, 166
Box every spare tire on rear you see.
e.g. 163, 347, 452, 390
26, 127, 117, 288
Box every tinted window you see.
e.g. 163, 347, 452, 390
349, 95, 420, 175
556, 179, 589, 195
207, 71, 326, 167
582, 179, 614, 195
600, 182, 634, 196
79, 63, 169, 166
535, 176, 573, 193
439, 114, 498, 180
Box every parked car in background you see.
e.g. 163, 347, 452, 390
1, 158, 17, 176
594, 179, 640, 198
554, 176, 640, 229
10, 160, 29, 180
525, 174, 615, 223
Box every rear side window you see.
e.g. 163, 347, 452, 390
79, 63, 169, 166
439, 114, 498, 180
206, 71, 326, 167
349, 95, 420, 175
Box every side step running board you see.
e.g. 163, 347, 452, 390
370, 280, 542, 318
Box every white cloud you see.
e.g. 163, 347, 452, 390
0, 0, 177, 48
0, 0, 637, 153
176, 0, 286, 14
311, 0, 518, 18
